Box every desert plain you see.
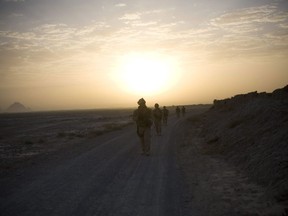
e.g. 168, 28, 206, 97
0, 86, 287, 216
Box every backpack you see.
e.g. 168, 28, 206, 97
153, 108, 162, 120
134, 106, 152, 127
163, 108, 169, 116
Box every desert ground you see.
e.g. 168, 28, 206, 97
178, 86, 288, 216
0, 86, 287, 216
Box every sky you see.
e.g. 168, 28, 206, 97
0, 0, 287, 111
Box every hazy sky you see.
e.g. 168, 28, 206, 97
0, 0, 287, 111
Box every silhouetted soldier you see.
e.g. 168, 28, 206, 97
181, 106, 186, 117
162, 106, 169, 125
176, 106, 180, 118
133, 98, 152, 156
153, 103, 162, 136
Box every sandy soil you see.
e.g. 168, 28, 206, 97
0, 107, 196, 216
178, 86, 288, 216
0, 109, 133, 173
0, 98, 287, 216
178, 119, 286, 216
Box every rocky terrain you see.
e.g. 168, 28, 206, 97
180, 85, 288, 215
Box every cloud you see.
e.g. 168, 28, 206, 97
4, 0, 25, 2
1, 2, 288, 75
213, 5, 273, 25
131, 21, 158, 27
119, 13, 141, 21
115, 3, 126, 7
210, 5, 288, 30
0, 30, 35, 41
0, 21, 115, 85
0, 21, 111, 52
196, 3, 288, 60
279, 22, 288, 29
118, 9, 174, 28
9, 13, 24, 17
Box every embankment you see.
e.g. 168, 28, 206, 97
189, 85, 288, 209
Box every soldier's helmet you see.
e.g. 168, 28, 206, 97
154, 103, 159, 108
137, 98, 146, 105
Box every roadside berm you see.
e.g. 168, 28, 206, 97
179, 85, 288, 216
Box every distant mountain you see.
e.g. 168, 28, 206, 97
7, 102, 30, 113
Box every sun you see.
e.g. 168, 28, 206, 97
114, 52, 179, 95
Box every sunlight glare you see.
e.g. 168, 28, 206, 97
114, 52, 179, 95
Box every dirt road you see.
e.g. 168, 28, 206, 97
0, 110, 196, 216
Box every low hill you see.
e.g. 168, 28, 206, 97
6, 102, 30, 113
196, 85, 288, 208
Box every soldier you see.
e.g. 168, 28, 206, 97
176, 106, 180, 118
181, 106, 186, 117
162, 106, 169, 125
133, 98, 152, 156
153, 103, 162, 136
